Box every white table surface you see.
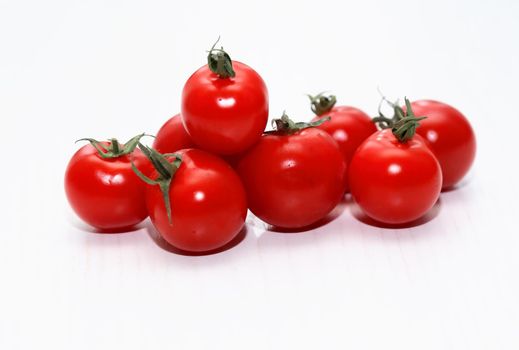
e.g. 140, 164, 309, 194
1, 0, 518, 349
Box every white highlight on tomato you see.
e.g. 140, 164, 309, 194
282, 159, 296, 169
100, 172, 124, 185
388, 163, 402, 175
194, 191, 205, 201
217, 97, 236, 108
426, 130, 438, 143
333, 129, 348, 142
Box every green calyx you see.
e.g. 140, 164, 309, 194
386, 97, 427, 143
307, 92, 337, 115
76, 133, 151, 159
372, 95, 405, 130
269, 111, 330, 135
207, 36, 235, 79
131, 144, 182, 225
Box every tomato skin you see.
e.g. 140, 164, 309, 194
311, 106, 377, 191
153, 114, 195, 154
181, 61, 268, 155
408, 100, 476, 189
146, 149, 247, 252
349, 129, 442, 224
236, 128, 346, 229
65, 144, 152, 231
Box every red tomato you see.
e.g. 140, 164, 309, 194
153, 114, 195, 154
181, 42, 268, 155
408, 100, 476, 190
236, 114, 346, 229
65, 136, 153, 231
349, 109, 442, 224
309, 93, 377, 192
141, 148, 247, 252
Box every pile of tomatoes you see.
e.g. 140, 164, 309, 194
65, 40, 476, 253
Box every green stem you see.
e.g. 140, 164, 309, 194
373, 95, 408, 129
131, 143, 182, 225
207, 36, 235, 79
307, 92, 337, 115
267, 111, 330, 135
391, 97, 427, 143
111, 139, 120, 154
76, 133, 152, 159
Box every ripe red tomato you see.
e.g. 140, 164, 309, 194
236, 113, 346, 229
153, 114, 195, 154
65, 135, 153, 231
408, 100, 476, 190
181, 41, 268, 155
350, 101, 442, 224
135, 147, 247, 252
309, 93, 377, 192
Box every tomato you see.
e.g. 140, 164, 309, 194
236, 113, 346, 229
407, 100, 476, 190
181, 41, 268, 155
350, 100, 442, 224
65, 135, 153, 231
153, 114, 195, 154
134, 147, 247, 252
308, 93, 377, 192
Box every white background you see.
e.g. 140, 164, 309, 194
1, 0, 518, 349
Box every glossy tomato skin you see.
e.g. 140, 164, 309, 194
408, 100, 476, 190
65, 144, 152, 231
349, 129, 442, 224
311, 106, 377, 192
146, 149, 247, 252
237, 128, 346, 229
181, 61, 268, 155
153, 114, 195, 154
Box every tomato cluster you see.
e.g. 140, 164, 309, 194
65, 40, 476, 253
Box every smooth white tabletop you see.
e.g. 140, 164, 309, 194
1, 0, 518, 349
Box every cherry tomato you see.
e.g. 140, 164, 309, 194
181, 42, 268, 155
236, 113, 346, 229
309, 93, 377, 192
137, 148, 247, 252
65, 135, 153, 231
350, 101, 442, 224
153, 114, 195, 154
408, 100, 476, 190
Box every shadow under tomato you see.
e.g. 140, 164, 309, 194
90, 225, 145, 234
268, 199, 347, 234
441, 181, 468, 193
441, 172, 475, 193
69, 215, 145, 234
144, 220, 248, 256
350, 198, 442, 229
